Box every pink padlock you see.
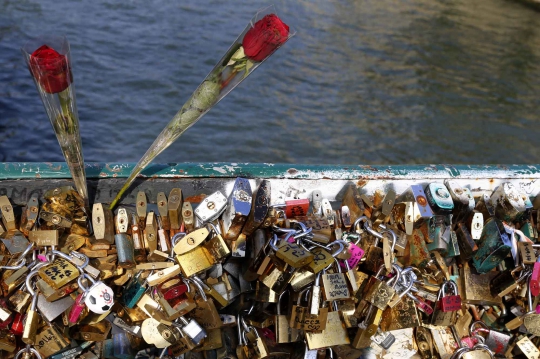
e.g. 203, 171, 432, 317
68, 292, 87, 324
531, 261, 540, 297
461, 336, 480, 348
340, 242, 365, 270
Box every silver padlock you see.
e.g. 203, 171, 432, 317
371, 328, 395, 349
195, 191, 227, 224
175, 316, 207, 345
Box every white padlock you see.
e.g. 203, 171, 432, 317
78, 274, 114, 314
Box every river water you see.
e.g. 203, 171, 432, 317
1, 0, 540, 165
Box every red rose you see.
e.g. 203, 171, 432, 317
242, 14, 289, 62
29, 44, 72, 94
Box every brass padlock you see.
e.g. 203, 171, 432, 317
275, 292, 302, 344
305, 302, 349, 350
92, 203, 114, 244
204, 223, 231, 262
22, 291, 40, 345
168, 188, 183, 230
38, 257, 79, 290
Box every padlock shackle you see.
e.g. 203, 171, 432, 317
77, 273, 96, 292
326, 240, 346, 258
50, 250, 89, 271
469, 320, 489, 334
0, 242, 34, 270
14, 346, 42, 359
189, 277, 208, 302
205, 222, 220, 236
25, 262, 48, 296
352, 216, 369, 233
269, 233, 280, 252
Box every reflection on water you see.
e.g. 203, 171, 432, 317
1, 0, 540, 165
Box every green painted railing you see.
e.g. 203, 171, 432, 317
1, 162, 540, 180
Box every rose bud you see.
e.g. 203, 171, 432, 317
243, 14, 289, 62
29, 44, 72, 94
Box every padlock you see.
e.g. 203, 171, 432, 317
352, 304, 383, 349
68, 292, 87, 325
358, 219, 384, 272
168, 188, 183, 230
29, 228, 59, 248
306, 245, 335, 274
242, 180, 271, 237
176, 245, 215, 277
362, 265, 398, 311
22, 290, 40, 345
195, 191, 228, 224
34, 323, 70, 358
289, 288, 326, 332
19, 194, 39, 237
427, 215, 450, 255
182, 201, 195, 232
144, 211, 158, 252
176, 316, 207, 345
440, 280, 462, 312
321, 260, 350, 301
430, 282, 457, 327
514, 336, 540, 359
156, 215, 171, 253
188, 279, 223, 330
530, 255, 540, 298
122, 271, 148, 308
305, 302, 349, 350
470, 321, 510, 356
221, 177, 252, 241
371, 328, 395, 350
489, 266, 528, 298
114, 233, 135, 269
92, 203, 115, 245
141, 317, 179, 349
456, 222, 478, 262
425, 182, 454, 214
79, 274, 114, 314
339, 236, 365, 270
130, 213, 146, 262
491, 182, 527, 222
341, 183, 365, 225
380, 294, 421, 331
0, 329, 16, 352
0, 229, 30, 255
173, 227, 209, 255
468, 210, 484, 241
204, 223, 231, 261
37, 256, 79, 290
191, 276, 229, 308
473, 218, 512, 273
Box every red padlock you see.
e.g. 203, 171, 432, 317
159, 278, 189, 301
10, 313, 23, 336
284, 199, 309, 218
440, 280, 462, 312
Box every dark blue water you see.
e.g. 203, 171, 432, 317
1, 0, 540, 165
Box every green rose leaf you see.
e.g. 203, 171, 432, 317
226, 46, 246, 66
